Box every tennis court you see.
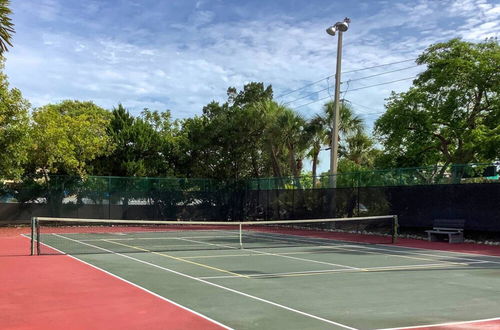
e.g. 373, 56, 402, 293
22, 216, 500, 329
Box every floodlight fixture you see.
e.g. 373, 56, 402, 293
326, 17, 351, 36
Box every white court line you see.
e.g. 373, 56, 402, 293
244, 231, 500, 266
200, 269, 342, 279
20, 235, 231, 330
52, 233, 358, 330
377, 316, 500, 329
376, 239, 500, 260
243, 229, 500, 264
199, 262, 473, 280
79, 234, 240, 242
350, 244, 500, 265
241, 232, 463, 266
178, 237, 363, 271
87, 242, 216, 249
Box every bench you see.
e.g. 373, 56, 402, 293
425, 219, 465, 243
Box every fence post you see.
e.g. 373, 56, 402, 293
357, 172, 361, 216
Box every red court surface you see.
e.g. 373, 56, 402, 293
2, 226, 500, 329
0, 233, 224, 330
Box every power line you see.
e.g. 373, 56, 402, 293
275, 58, 417, 99
342, 58, 416, 74
342, 80, 351, 101
294, 95, 332, 109
276, 77, 332, 99
346, 76, 416, 92
283, 85, 332, 105
294, 76, 416, 109
346, 65, 420, 82
284, 73, 417, 106
359, 112, 385, 116
345, 99, 383, 113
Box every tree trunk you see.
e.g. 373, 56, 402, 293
251, 151, 260, 177
289, 147, 298, 177
312, 152, 319, 188
270, 146, 282, 178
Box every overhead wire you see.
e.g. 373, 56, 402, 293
293, 76, 416, 109
282, 66, 421, 106
345, 100, 385, 115
275, 58, 417, 99
345, 76, 416, 93
345, 65, 420, 82
283, 85, 333, 105
342, 58, 416, 74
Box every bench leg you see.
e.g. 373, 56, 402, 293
428, 233, 439, 242
449, 233, 464, 243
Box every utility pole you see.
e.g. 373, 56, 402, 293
326, 17, 350, 187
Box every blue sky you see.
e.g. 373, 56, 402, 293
4, 0, 500, 173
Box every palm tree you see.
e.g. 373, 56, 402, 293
277, 107, 307, 178
344, 131, 377, 166
254, 100, 286, 178
323, 101, 364, 148
253, 100, 309, 180
304, 115, 328, 187
303, 101, 365, 182
0, 0, 14, 54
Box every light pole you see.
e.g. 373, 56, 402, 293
326, 17, 350, 187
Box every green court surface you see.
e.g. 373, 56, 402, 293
37, 230, 500, 329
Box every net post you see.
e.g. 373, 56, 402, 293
30, 217, 35, 255
392, 215, 399, 244
239, 223, 243, 249
36, 218, 41, 255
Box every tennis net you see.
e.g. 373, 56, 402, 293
30, 215, 398, 255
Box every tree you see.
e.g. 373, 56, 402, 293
323, 101, 364, 148
90, 105, 177, 177
303, 101, 365, 181
256, 100, 303, 178
304, 115, 327, 185
321, 101, 365, 165
90, 104, 133, 176
278, 108, 307, 177
180, 83, 276, 180
28, 100, 114, 178
141, 108, 181, 176
343, 131, 379, 167
227, 82, 273, 108
0, 60, 30, 179
375, 39, 500, 173
0, 0, 14, 54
